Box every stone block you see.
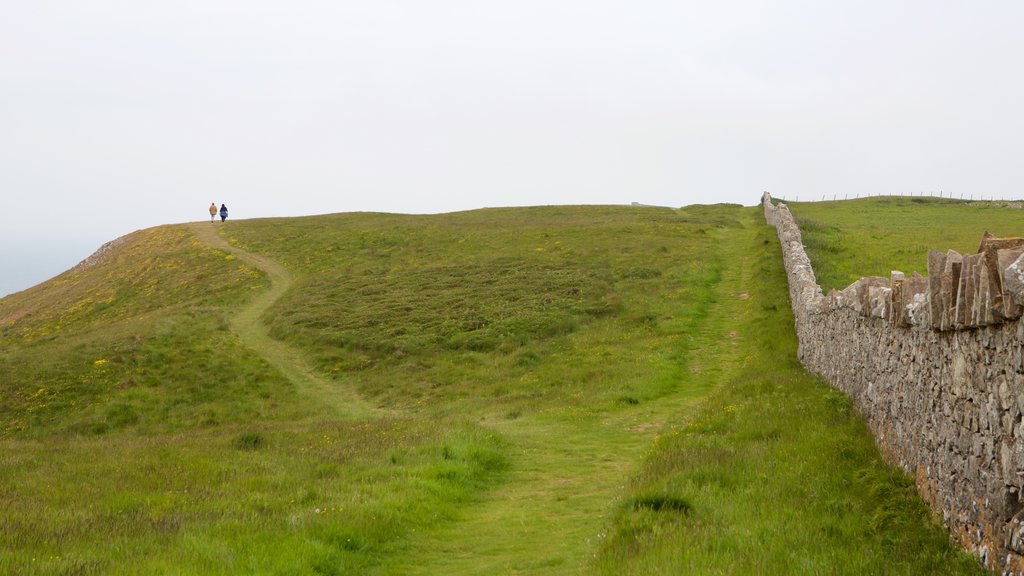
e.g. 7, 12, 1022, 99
974, 258, 991, 325
840, 282, 863, 314
869, 284, 892, 319
979, 234, 1024, 318
1004, 252, 1024, 312
891, 271, 904, 327
971, 254, 986, 327
850, 277, 888, 317
903, 273, 930, 327
942, 251, 963, 331
1010, 522, 1024, 555
1005, 440, 1024, 487
929, 250, 948, 329
978, 262, 995, 325
955, 256, 968, 328
825, 288, 840, 310
957, 254, 983, 328
998, 248, 1024, 319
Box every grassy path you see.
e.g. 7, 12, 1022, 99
376, 212, 753, 574
379, 408, 716, 575
187, 222, 380, 419
4, 208, 984, 575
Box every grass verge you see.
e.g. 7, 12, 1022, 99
592, 209, 986, 575
781, 196, 1024, 291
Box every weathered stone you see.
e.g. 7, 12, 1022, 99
979, 262, 995, 326
962, 254, 982, 328
1000, 380, 1013, 410
1005, 410, 1018, 439
958, 254, 981, 328
1005, 252, 1024, 306
891, 271, 904, 326
824, 288, 839, 310
979, 234, 1024, 319
849, 277, 889, 317
869, 284, 891, 319
954, 254, 970, 327
930, 250, 948, 329
762, 193, 1024, 575
1007, 441, 1024, 487
904, 273, 930, 327
1010, 521, 1024, 554
998, 248, 1024, 320
942, 251, 963, 331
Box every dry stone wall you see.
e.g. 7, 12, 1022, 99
763, 193, 1024, 574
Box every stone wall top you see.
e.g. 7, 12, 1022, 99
763, 193, 1024, 332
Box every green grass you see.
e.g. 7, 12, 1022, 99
0, 226, 291, 437
220, 206, 718, 417
780, 196, 1024, 291
0, 204, 987, 574
592, 217, 984, 575
0, 224, 506, 574
1, 419, 505, 574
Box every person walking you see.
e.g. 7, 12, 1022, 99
209, 202, 217, 222
219, 204, 228, 223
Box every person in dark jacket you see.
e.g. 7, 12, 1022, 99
220, 204, 228, 222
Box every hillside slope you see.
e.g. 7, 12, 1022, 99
0, 205, 985, 575
0, 224, 293, 436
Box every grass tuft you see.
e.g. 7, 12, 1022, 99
626, 495, 692, 514
233, 431, 265, 450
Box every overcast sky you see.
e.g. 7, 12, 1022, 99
2, 1, 1023, 296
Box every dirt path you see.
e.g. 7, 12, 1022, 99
187, 222, 380, 419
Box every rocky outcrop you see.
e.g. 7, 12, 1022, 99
764, 193, 1024, 574
68, 233, 133, 273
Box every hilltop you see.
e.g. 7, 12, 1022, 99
0, 204, 984, 574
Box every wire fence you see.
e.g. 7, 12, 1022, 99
771, 191, 1023, 203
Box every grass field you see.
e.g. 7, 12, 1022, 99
590, 208, 982, 575
0, 203, 987, 574
779, 196, 1024, 292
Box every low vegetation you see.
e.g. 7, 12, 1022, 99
0, 203, 986, 574
592, 217, 982, 574
780, 196, 1024, 291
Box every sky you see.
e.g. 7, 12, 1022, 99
2, 1, 1023, 296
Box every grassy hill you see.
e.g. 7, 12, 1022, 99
0, 204, 985, 574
